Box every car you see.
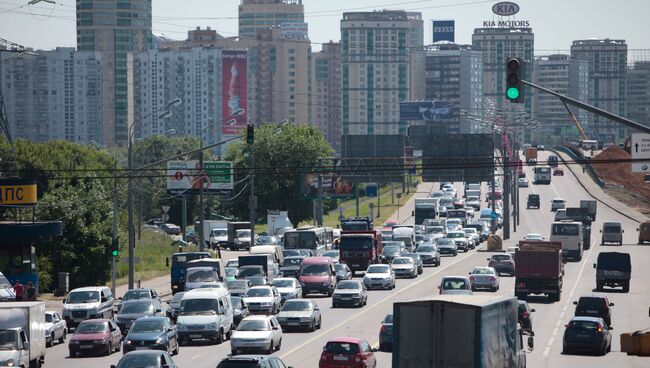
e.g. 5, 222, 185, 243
322, 250, 340, 264
276, 299, 321, 332
379, 314, 393, 352
554, 168, 564, 176
230, 315, 283, 355
439, 182, 453, 190
390, 257, 418, 279
431, 190, 445, 199
122, 288, 160, 302
62, 286, 115, 330
453, 198, 466, 209
551, 198, 566, 211
362, 264, 395, 290
217, 355, 294, 368
415, 244, 441, 266
443, 187, 457, 198
518, 178, 529, 187
506, 246, 519, 256
224, 267, 238, 282
243, 286, 282, 315
115, 299, 165, 336
332, 280, 367, 308
562, 316, 612, 355
282, 249, 302, 258
380, 245, 403, 264
400, 252, 424, 274
227, 279, 252, 297
463, 228, 481, 247
469, 267, 500, 292
225, 259, 239, 269
436, 238, 458, 256
446, 219, 463, 232
231, 296, 250, 327
527, 158, 538, 166
446, 231, 469, 252
280, 256, 305, 278
160, 223, 181, 235
270, 278, 303, 304
122, 316, 179, 355
573, 295, 614, 327
466, 196, 481, 210
438, 276, 473, 295
69, 319, 122, 357
527, 193, 540, 209
334, 263, 352, 282
111, 350, 178, 368
319, 337, 377, 368
523, 233, 545, 241
165, 292, 186, 321
384, 220, 400, 228
45, 311, 67, 347
518, 300, 535, 331
256, 235, 281, 245
538, 145, 545, 151
487, 253, 516, 276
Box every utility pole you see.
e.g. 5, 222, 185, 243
317, 162, 324, 226
247, 124, 256, 242
199, 137, 205, 252
111, 154, 118, 297
503, 154, 510, 240
181, 195, 187, 242
127, 137, 135, 290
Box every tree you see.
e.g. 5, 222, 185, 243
223, 124, 333, 224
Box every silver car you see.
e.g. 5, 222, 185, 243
276, 299, 321, 332
230, 315, 283, 355
243, 286, 282, 315
391, 257, 418, 279
332, 280, 368, 308
362, 264, 395, 290
464, 228, 480, 247
270, 278, 302, 304
469, 267, 500, 292
415, 244, 441, 267
45, 311, 67, 347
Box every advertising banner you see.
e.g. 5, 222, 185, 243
302, 160, 355, 199
432, 20, 455, 43
222, 50, 248, 135
167, 161, 234, 195
399, 101, 455, 122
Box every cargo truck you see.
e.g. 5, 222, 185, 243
392, 295, 533, 368
593, 252, 631, 292
227, 222, 251, 250
201, 220, 228, 247
579, 200, 597, 221
413, 198, 438, 225
0, 302, 46, 368
339, 232, 383, 276
515, 241, 564, 302
525, 148, 538, 163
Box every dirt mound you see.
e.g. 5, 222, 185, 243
592, 147, 650, 199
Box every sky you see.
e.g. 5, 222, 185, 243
1, 0, 650, 59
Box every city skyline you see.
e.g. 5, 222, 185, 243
2, 0, 650, 57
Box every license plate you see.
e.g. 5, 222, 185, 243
586, 310, 598, 314
80, 345, 93, 349
334, 356, 348, 361
190, 334, 202, 338
576, 334, 589, 338
352, 264, 360, 267
342, 297, 351, 301
289, 321, 300, 325
135, 347, 149, 350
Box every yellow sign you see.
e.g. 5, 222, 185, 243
0, 181, 38, 206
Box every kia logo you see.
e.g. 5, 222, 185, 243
492, 1, 520, 16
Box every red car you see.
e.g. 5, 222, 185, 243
319, 337, 377, 368
554, 168, 564, 176
69, 319, 122, 357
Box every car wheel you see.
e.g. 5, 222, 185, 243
623, 282, 630, 293
317, 317, 322, 329
69, 350, 76, 358
596, 282, 604, 291
231, 349, 238, 356
266, 342, 274, 354
47, 333, 54, 347
309, 319, 316, 332
276, 338, 282, 351
59, 330, 66, 344
332, 303, 337, 308
105, 342, 112, 356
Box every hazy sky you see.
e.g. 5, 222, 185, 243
2, 0, 649, 58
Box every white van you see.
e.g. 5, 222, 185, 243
249, 245, 284, 265
550, 221, 583, 261
177, 288, 234, 344
601, 222, 624, 245
62, 286, 114, 329
392, 226, 415, 251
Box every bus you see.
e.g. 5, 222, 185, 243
283, 226, 331, 256
534, 166, 552, 184
550, 221, 583, 261
171, 252, 211, 294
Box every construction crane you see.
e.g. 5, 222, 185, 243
0, 38, 28, 143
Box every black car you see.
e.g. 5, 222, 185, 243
231, 296, 249, 326
334, 263, 352, 282
380, 245, 402, 263
573, 296, 614, 327
227, 279, 252, 297
115, 299, 164, 336
111, 350, 177, 368
527, 194, 540, 209
281, 256, 305, 278
122, 317, 179, 355
517, 300, 535, 331
217, 355, 293, 368
562, 317, 612, 356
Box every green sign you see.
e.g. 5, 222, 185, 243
204, 161, 234, 194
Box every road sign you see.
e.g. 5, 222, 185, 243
0, 180, 37, 207
162, 214, 170, 222
162, 206, 170, 214
631, 133, 650, 173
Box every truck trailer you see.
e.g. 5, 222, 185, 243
515, 241, 564, 302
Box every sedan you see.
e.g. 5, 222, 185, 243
379, 314, 393, 352
436, 238, 458, 256
469, 267, 500, 292
380, 245, 403, 264
319, 337, 377, 368
518, 178, 529, 187
334, 263, 352, 282
276, 299, 321, 332
115, 299, 164, 337
230, 316, 283, 355
400, 253, 423, 274
227, 279, 252, 297
390, 257, 418, 279
415, 244, 441, 266
231, 296, 250, 327
332, 280, 368, 308
446, 231, 469, 252
69, 319, 122, 357
45, 311, 67, 347
554, 168, 565, 176
122, 317, 179, 356
111, 351, 177, 368
243, 286, 282, 315
362, 264, 395, 290
270, 278, 302, 304
562, 317, 612, 355
488, 253, 516, 276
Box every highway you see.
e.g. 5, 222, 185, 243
41, 153, 650, 368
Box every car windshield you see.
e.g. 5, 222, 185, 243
366, 265, 389, 273
248, 277, 267, 286
124, 290, 151, 301
283, 258, 303, 267
569, 320, 601, 331
231, 296, 242, 308
472, 268, 493, 275
171, 292, 186, 304
271, 279, 294, 288
225, 268, 238, 277
237, 230, 251, 238
76, 322, 108, 334
383, 314, 393, 324
335, 264, 348, 272
181, 299, 219, 314
392, 258, 412, 265
337, 281, 360, 290
464, 229, 477, 234
45, 314, 54, 323
245, 288, 272, 297
447, 232, 464, 238
324, 342, 360, 355
187, 269, 216, 283
492, 254, 511, 261
237, 319, 269, 331
66, 290, 100, 304
120, 302, 153, 314
130, 320, 164, 333
323, 251, 339, 258
210, 229, 227, 237
226, 260, 239, 268
117, 354, 160, 368
300, 264, 329, 276
227, 280, 249, 289
237, 267, 263, 278
553, 199, 564, 203
383, 246, 401, 255
416, 245, 436, 253
443, 279, 468, 290
0, 330, 17, 350
281, 301, 311, 312
603, 225, 620, 233
437, 238, 454, 245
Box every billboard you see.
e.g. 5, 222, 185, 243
421, 134, 495, 182
281, 22, 308, 39
432, 20, 455, 43
400, 101, 455, 122
302, 159, 355, 199
222, 50, 248, 136
167, 161, 234, 195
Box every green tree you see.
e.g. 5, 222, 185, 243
223, 124, 332, 224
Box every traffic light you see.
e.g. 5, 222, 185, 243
506, 58, 523, 103
111, 237, 119, 257
246, 124, 254, 144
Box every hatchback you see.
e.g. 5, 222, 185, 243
469, 267, 499, 291
111, 350, 177, 368
122, 317, 179, 356
488, 253, 515, 276
563, 317, 612, 355
69, 319, 122, 357
573, 296, 614, 327
319, 337, 377, 368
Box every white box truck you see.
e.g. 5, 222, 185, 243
0, 302, 46, 368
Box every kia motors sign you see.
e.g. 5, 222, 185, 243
492, 2, 520, 16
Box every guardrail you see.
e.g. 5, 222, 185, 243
554, 146, 605, 188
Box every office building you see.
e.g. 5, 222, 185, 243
0, 48, 103, 143
239, 0, 304, 38
626, 61, 650, 129
340, 10, 425, 136
311, 42, 342, 152
77, 0, 152, 146
571, 39, 628, 142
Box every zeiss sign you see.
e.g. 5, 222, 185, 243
492, 2, 520, 16
432, 20, 455, 43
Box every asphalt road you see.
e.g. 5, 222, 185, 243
43, 164, 650, 368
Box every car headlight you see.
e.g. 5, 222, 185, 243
155, 337, 164, 344
206, 322, 217, 329
70, 340, 79, 344
124, 339, 132, 345
177, 323, 186, 330
2, 359, 15, 367
94, 339, 106, 344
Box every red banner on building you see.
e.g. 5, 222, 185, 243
222, 50, 248, 135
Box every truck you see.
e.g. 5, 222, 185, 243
392, 295, 533, 368
593, 252, 631, 292
227, 222, 251, 250
515, 241, 564, 302
413, 198, 438, 225
564, 207, 593, 250
170, 251, 212, 294
525, 147, 538, 163
0, 302, 46, 368
200, 220, 228, 247
339, 232, 383, 276
579, 200, 597, 221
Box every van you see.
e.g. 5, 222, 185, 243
177, 288, 234, 344
593, 252, 631, 292
392, 226, 415, 251
62, 286, 114, 329
250, 245, 284, 265
299, 257, 337, 296
637, 221, 650, 244
0, 272, 15, 301
601, 222, 623, 245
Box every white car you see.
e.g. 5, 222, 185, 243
269, 278, 302, 304
523, 233, 545, 241
506, 246, 519, 256
230, 315, 283, 355
518, 178, 529, 187
362, 264, 395, 290
463, 228, 481, 246
443, 187, 457, 198
45, 311, 67, 347
243, 286, 282, 314
390, 257, 418, 279
551, 198, 566, 211
276, 299, 321, 332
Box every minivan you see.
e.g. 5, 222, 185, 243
176, 288, 234, 344
299, 257, 337, 296
601, 222, 623, 245
62, 286, 115, 329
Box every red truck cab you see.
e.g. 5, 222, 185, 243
339, 218, 383, 276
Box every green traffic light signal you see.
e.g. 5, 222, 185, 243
507, 87, 520, 100
111, 237, 119, 257
112, 249, 119, 257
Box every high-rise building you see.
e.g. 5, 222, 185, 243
423, 44, 483, 134
77, 0, 152, 146
239, 0, 304, 38
311, 42, 342, 152
340, 10, 424, 136
571, 39, 628, 142
626, 61, 650, 129
0, 47, 103, 143
157, 27, 224, 49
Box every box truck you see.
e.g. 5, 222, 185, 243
0, 302, 46, 368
